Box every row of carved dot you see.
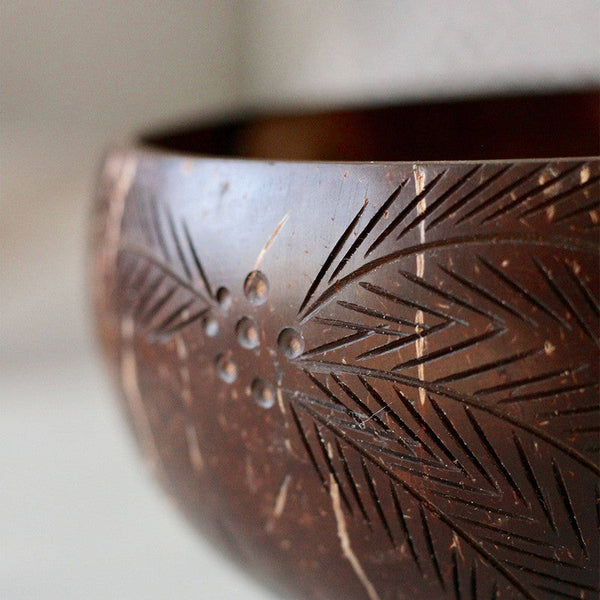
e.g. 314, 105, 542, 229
234, 318, 305, 358
215, 326, 304, 380
202, 287, 231, 338
216, 270, 269, 311
213, 270, 298, 409
203, 270, 269, 337
244, 270, 269, 305
215, 326, 304, 409
214, 356, 275, 409
236, 317, 260, 349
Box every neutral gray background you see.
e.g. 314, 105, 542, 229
1, 2, 598, 598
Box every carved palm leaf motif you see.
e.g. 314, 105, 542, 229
283, 162, 599, 599
111, 158, 599, 600
116, 191, 217, 342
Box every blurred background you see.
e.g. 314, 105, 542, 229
1, 2, 598, 599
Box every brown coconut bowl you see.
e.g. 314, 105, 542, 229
92, 92, 600, 600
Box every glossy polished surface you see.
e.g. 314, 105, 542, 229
94, 96, 599, 600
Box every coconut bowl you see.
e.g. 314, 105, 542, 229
92, 93, 600, 600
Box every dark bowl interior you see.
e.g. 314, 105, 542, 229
143, 90, 600, 162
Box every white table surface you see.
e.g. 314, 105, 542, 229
1, 347, 279, 600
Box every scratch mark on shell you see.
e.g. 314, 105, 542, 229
185, 422, 204, 473
121, 315, 162, 475
580, 165, 590, 185
329, 474, 381, 600
274, 474, 291, 519
266, 473, 292, 533
175, 334, 192, 407
277, 385, 286, 415
414, 166, 428, 405
255, 213, 290, 270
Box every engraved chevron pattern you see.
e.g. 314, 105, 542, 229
111, 159, 599, 600
116, 196, 216, 342
285, 161, 599, 598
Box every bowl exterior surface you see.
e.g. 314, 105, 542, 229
93, 152, 600, 600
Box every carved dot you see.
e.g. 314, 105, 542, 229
244, 270, 269, 305
216, 286, 232, 311
236, 316, 260, 349
251, 377, 276, 409
203, 315, 219, 337
277, 327, 304, 359
215, 353, 237, 384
